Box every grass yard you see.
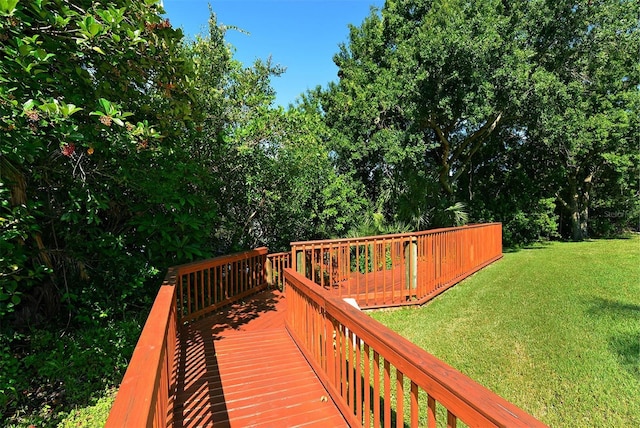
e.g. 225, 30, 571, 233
369, 237, 640, 427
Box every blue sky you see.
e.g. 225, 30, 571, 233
162, 0, 384, 107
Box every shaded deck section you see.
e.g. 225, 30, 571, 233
173, 289, 348, 427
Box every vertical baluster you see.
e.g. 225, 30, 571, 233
237, 259, 241, 296
230, 261, 235, 298
206, 268, 211, 309
341, 325, 348, 400
364, 344, 371, 428
186, 274, 192, 317
315, 300, 321, 361
410, 381, 418, 427
238, 260, 251, 293
384, 359, 391, 427
427, 395, 436, 428
334, 318, 341, 391
328, 246, 333, 291
311, 243, 316, 286
249, 256, 254, 290
241, 259, 246, 294
373, 351, 381, 428
356, 336, 362, 423
447, 411, 457, 428
214, 265, 220, 304
242, 258, 247, 293
348, 243, 352, 297
348, 330, 355, 412
178, 274, 184, 319
420, 235, 426, 299
325, 316, 335, 383
389, 238, 394, 305
355, 242, 361, 304
368, 241, 372, 305
396, 370, 404, 428
346, 242, 351, 298
338, 243, 343, 296
199, 270, 204, 312
224, 263, 233, 299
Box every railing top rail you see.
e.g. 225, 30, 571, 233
173, 247, 268, 274
290, 223, 502, 247
284, 268, 545, 427
266, 251, 291, 257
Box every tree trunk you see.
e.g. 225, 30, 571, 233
568, 173, 583, 241
580, 175, 593, 239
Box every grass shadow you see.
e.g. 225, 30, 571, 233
610, 332, 640, 379
588, 297, 640, 378
503, 241, 554, 253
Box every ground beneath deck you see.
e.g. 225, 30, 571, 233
172, 289, 348, 428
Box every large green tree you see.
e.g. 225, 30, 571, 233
520, 0, 639, 240
322, 0, 529, 227
185, 17, 367, 252
320, 0, 639, 240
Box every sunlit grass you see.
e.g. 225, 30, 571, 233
369, 237, 640, 427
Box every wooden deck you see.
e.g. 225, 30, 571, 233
323, 266, 409, 308
172, 289, 348, 427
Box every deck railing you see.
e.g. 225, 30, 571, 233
290, 223, 502, 308
284, 268, 546, 428
107, 224, 532, 427
106, 248, 271, 427
266, 251, 291, 289
174, 247, 268, 322
105, 269, 178, 428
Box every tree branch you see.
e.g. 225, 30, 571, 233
450, 112, 503, 165
555, 192, 570, 211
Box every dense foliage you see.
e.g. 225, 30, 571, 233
0, 0, 196, 420
0, 0, 637, 424
320, 0, 639, 243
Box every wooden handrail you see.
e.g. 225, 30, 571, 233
173, 247, 268, 275
106, 269, 178, 428
175, 247, 269, 321
107, 225, 515, 426
285, 268, 547, 427
290, 223, 501, 246
290, 223, 503, 309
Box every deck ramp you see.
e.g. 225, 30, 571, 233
172, 289, 348, 428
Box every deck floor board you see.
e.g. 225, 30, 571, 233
173, 289, 348, 428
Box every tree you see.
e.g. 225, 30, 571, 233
321, 0, 639, 241
519, 0, 639, 240
321, 0, 530, 227
184, 14, 367, 252
0, 0, 200, 324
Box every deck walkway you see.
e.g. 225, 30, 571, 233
323, 266, 408, 308
172, 289, 348, 428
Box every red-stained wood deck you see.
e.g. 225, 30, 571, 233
172, 289, 348, 428
322, 266, 409, 308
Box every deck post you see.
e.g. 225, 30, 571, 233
296, 250, 305, 275
405, 236, 418, 293
266, 257, 273, 287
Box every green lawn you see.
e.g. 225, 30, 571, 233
369, 237, 640, 427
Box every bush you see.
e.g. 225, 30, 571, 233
502, 198, 559, 247
1, 317, 142, 426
